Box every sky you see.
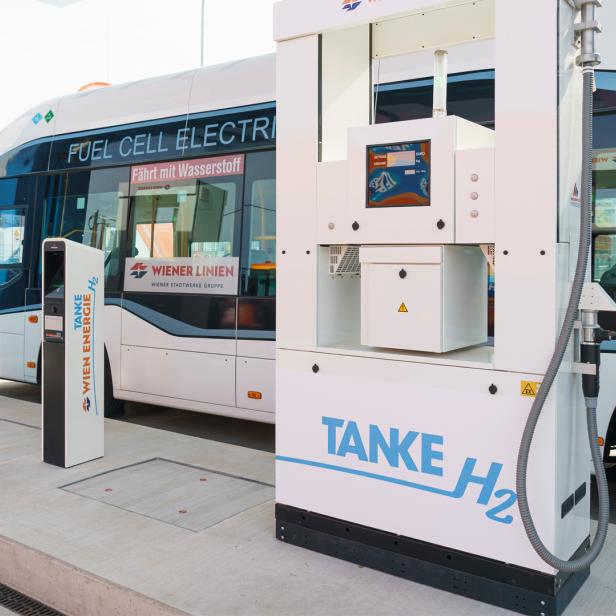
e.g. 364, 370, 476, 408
0, 0, 277, 130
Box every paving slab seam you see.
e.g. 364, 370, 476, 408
0, 534, 191, 616
58, 457, 275, 490
0, 418, 40, 431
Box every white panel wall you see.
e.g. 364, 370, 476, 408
321, 26, 371, 162
316, 161, 349, 245
276, 35, 320, 351
372, 0, 494, 59
276, 348, 559, 573
275, 0, 453, 42
494, 0, 558, 374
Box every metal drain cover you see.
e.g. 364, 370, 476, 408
60, 458, 273, 532
0, 584, 64, 616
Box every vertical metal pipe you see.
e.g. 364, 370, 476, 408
432, 49, 448, 118
576, 0, 601, 68
580, 1, 596, 62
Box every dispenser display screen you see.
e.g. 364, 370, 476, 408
44, 250, 65, 300
367, 141, 431, 208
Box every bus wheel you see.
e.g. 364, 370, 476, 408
104, 353, 125, 417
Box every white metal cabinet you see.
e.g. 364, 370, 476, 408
360, 245, 486, 353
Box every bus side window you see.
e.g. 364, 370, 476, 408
39, 169, 129, 291
37, 174, 66, 288
129, 178, 241, 261
241, 150, 276, 298
0, 208, 25, 286
0, 176, 31, 287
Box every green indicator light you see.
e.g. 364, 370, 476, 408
45, 110, 55, 123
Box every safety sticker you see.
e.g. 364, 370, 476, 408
398, 303, 408, 313
521, 381, 541, 398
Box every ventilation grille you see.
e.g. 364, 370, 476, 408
0, 584, 64, 616
329, 245, 360, 276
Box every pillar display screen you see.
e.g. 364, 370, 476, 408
44, 250, 65, 299
43, 248, 65, 343
366, 140, 431, 208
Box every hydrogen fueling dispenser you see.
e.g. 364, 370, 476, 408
42, 238, 104, 468
274, 1, 616, 614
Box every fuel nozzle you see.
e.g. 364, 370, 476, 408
579, 308, 616, 403
581, 310, 601, 402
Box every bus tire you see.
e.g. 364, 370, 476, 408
104, 352, 124, 417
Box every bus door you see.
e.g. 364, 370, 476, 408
0, 177, 34, 381
121, 157, 243, 407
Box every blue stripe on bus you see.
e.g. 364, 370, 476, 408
236, 330, 275, 341
118, 298, 237, 338
0, 304, 41, 315
0, 300, 275, 340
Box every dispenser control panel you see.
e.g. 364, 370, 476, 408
366, 140, 431, 208
347, 116, 495, 245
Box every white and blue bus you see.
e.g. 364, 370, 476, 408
1, 46, 616, 445
0, 55, 278, 422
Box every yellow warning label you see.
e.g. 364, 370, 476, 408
521, 381, 541, 398
398, 303, 408, 313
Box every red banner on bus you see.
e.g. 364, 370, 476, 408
130, 154, 245, 186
